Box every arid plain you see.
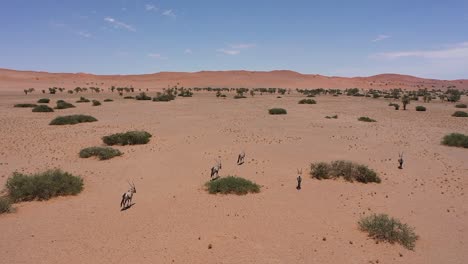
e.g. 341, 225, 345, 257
0, 70, 467, 264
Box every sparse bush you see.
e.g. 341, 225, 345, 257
205, 176, 260, 195
452, 111, 468, 117
55, 101, 75, 109
441, 133, 468, 148
0, 197, 13, 214
92, 100, 101, 106
49, 115, 97, 125
124, 96, 134, 99
153, 94, 175, 102
102, 131, 152, 146
32, 105, 54, 112
455, 103, 467, 108
79, 147, 122, 160
37, 98, 50, 103
135, 92, 152, 100
76, 97, 90, 103
104, 99, 113, 102
234, 95, 247, 99
359, 214, 418, 250
415, 106, 426, 111
310, 160, 381, 183
325, 115, 338, 119
269, 108, 287, 115
14, 103, 37, 108
6, 169, 83, 202
358, 117, 376, 122
298, 99, 317, 104
389, 103, 400, 110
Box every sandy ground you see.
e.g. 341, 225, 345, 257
0, 90, 467, 264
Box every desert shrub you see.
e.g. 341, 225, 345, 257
441, 133, 468, 148
415, 106, 426, 111
37, 98, 50, 103
76, 97, 90, 103
455, 103, 467, 108
325, 115, 338, 119
55, 101, 75, 109
205, 176, 260, 195
14, 103, 37, 108
135, 92, 152, 100
234, 95, 247, 99
358, 116, 376, 122
124, 96, 134, 99
153, 94, 175, 102
452, 111, 468, 117
104, 99, 113, 102
102, 131, 152, 146
6, 169, 83, 202
32, 105, 54, 112
359, 214, 418, 250
269, 108, 287, 115
389, 103, 400, 110
79, 147, 122, 160
49, 115, 97, 125
310, 160, 381, 183
298, 99, 317, 104
92, 100, 101, 106
0, 197, 13, 214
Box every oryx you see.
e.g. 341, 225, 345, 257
120, 181, 136, 209
296, 169, 303, 190
211, 159, 222, 180
237, 150, 245, 165
398, 152, 404, 169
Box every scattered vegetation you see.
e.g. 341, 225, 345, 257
76, 97, 90, 103
32, 105, 54, 112
79, 147, 122, 160
55, 100, 75, 109
6, 169, 83, 202
358, 214, 418, 250
135, 92, 152, 100
389, 103, 400, 110
49, 115, 97, 125
102, 131, 152, 146
401, 95, 410, 110
415, 106, 426, 111
153, 93, 175, 102
298, 99, 317, 104
104, 99, 113, 102
14, 103, 37, 108
269, 108, 287, 115
205, 176, 260, 195
441, 133, 468, 148
358, 116, 376, 122
37, 98, 50, 103
310, 160, 381, 183
325, 115, 338, 119
452, 111, 468, 117
0, 197, 13, 214
455, 103, 467, 108
124, 96, 135, 99
92, 100, 101, 106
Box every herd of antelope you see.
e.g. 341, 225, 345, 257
120, 150, 405, 210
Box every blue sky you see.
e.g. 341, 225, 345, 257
1, 0, 467, 79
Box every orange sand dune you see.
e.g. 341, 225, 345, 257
1, 68, 467, 91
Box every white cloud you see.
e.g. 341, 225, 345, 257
162, 9, 176, 18
148, 53, 162, 59
372, 35, 390, 42
217, 49, 240, 55
145, 4, 158, 11
184, 49, 192, 54
230, 43, 256, 49
77, 31, 92, 38
374, 42, 468, 59
104, 17, 136, 32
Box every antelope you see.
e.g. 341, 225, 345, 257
211, 159, 222, 180
120, 181, 136, 209
296, 169, 302, 190
237, 150, 245, 165
398, 152, 404, 169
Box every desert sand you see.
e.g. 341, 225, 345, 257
0, 70, 467, 264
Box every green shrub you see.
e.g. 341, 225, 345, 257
153, 94, 175, 102
55, 101, 75, 109
0, 197, 13, 214
298, 99, 317, 104
136, 92, 152, 100
102, 131, 152, 146
92, 100, 101, 106
310, 160, 381, 183
104, 99, 113, 102
205, 176, 260, 195
325, 115, 338, 119
32, 105, 54, 112
358, 116, 376, 122
234, 95, 247, 99
14, 103, 37, 108
37, 98, 50, 103
359, 214, 418, 250
455, 103, 467, 108
452, 111, 468, 117
6, 169, 83, 202
49, 115, 97, 125
76, 97, 90, 103
415, 106, 426, 111
269, 108, 287, 115
79, 147, 122, 160
124, 96, 135, 99
441, 133, 468, 148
